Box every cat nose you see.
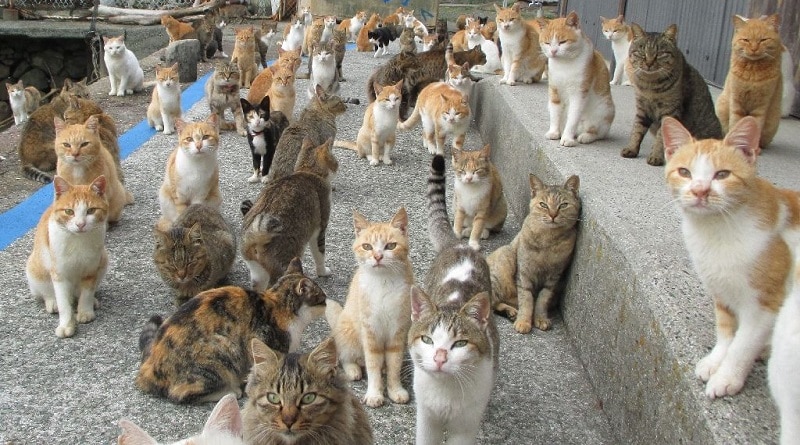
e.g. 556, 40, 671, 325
373, 252, 383, 262
282, 407, 299, 429
690, 183, 710, 199
434, 349, 447, 369
75, 220, 86, 230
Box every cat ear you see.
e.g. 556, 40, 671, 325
286, 257, 304, 275
251, 337, 280, 365
529, 174, 545, 196
90, 175, 107, 198
53, 176, 71, 198
661, 116, 694, 161
373, 82, 384, 96
410, 286, 434, 322
732, 15, 747, 30
353, 210, 370, 235
480, 143, 492, 159
493, 3, 502, 13
631, 23, 645, 39
259, 95, 271, 112
53, 116, 67, 133
308, 337, 338, 378
315, 84, 327, 101
202, 393, 243, 438
532, 18, 548, 33
663, 24, 678, 42
565, 11, 580, 28
564, 175, 580, 195
723, 116, 761, 164
174, 118, 186, 133
170, 62, 178, 71
394, 79, 404, 92
461, 291, 491, 329
84, 115, 99, 133
764, 13, 780, 30
205, 113, 220, 129
616, 14, 625, 22
117, 419, 159, 445
187, 222, 203, 246
240, 98, 252, 113
391, 207, 408, 235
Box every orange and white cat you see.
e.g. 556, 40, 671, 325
338, 10, 367, 43
600, 15, 633, 85
335, 80, 403, 166
397, 82, 470, 156
6, 80, 41, 125
663, 115, 800, 399
466, 21, 502, 75
357, 13, 382, 52
231, 26, 258, 88
27, 175, 109, 338
534, 12, 615, 147
494, 3, 546, 85
146, 62, 181, 134
161, 15, 195, 42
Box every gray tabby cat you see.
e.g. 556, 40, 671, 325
398, 27, 418, 54
621, 23, 722, 166
408, 154, 499, 445
205, 60, 247, 136
332, 27, 348, 82
242, 337, 374, 445
153, 203, 237, 305
306, 41, 341, 100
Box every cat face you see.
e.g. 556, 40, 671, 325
323, 15, 337, 28
528, 174, 581, 227
312, 85, 347, 115
312, 43, 333, 62
732, 14, 781, 62
213, 61, 240, 90
155, 63, 179, 87
234, 26, 255, 46
466, 21, 484, 42
54, 116, 103, 166
537, 12, 582, 59
352, 208, 409, 270
271, 66, 295, 89
6, 80, 23, 96
103, 35, 127, 57
241, 96, 270, 132
494, 4, 522, 32
628, 24, 680, 75
452, 145, 491, 185
446, 63, 471, 89
153, 223, 209, 287
374, 80, 403, 110
601, 15, 627, 40
439, 95, 470, 125
422, 34, 440, 51
52, 175, 109, 234
175, 115, 220, 156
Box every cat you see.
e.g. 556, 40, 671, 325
240, 96, 290, 184
327, 208, 414, 408
661, 115, 798, 399
103, 35, 144, 97
303, 15, 337, 58
769, 267, 800, 445
118, 393, 245, 445
397, 81, 471, 156
146, 62, 182, 135
409, 154, 499, 444
266, 64, 297, 122
135, 258, 328, 404
332, 27, 348, 82
247, 47, 302, 105
240, 137, 337, 292
421, 34, 443, 52
398, 26, 418, 55
488, 173, 580, 333
205, 19, 229, 59
6, 80, 41, 125
254, 21, 277, 68
204, 60, 246, 136
157, 115, 221, 229
334, 80, 403, 166
622, 23, 723, 166
153, 203, 237, 305
62, 95, 124, 185
452, 144, 508, 250
357, 13, 382, 52
161, 14, 196, 42
494, 3, 547, 85
53, 115, 132, 224
160, 13, 214, 62
280, 15, 305, 53
450, 26, 469, 53
307, 41, 340, 99
26, 175, 109, 338
781, 47, 796, 117
368, 26, 399, 58
338, 10, 367, 43
382, 7, 406, 27
242, 337, 374, 445
534, 11, 615, 147
403, 10, 429, 38
230, 26, 258, 89
444, 62, 475, 98
600, 15, 633, 86
716, 14, 784, 149
466, 24, 503, 75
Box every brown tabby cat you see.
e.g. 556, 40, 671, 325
135, 258, 328, 404
266, 64, 297, 122
488, 174, 581, 333
231, 26, 259, 88
398, 26, 417, 55
494, 3, 547, 85
242, 338, 374, 445
397, 82, 471, 156
205, 60, 246, 136
716, 14, 784, 148
332, 27, 348, 82
247, 47, 302, 104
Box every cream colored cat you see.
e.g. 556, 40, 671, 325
231, 26, 259, 88
494, 3, 546, 85
398, 82, 470, 156
146, 62, 181, 135
600, 15, 632, 85
267, 64, 297, 122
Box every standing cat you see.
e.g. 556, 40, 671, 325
231, 26, 259, 89
368, 26, 399, 58
488, 174, 580, 333
266, 64, 297, 122
307, 41, 340, 99
600, 15, 633, 85
242, 337, 374, 445
146, 62, 181, 135
240, 96, 290, 183
409, 154, 499, 444
716, 14, 784, 149
157, 115, 221, 229
26, 175, 109, 338
397, 81, 471, 156
494, 3, 547, 85
338, 10, 367, 43
280, 15, 305, 52
153, 203, 237, 305
103, 35, 144, 97
205, 61, 246, 136
136, 258, 328, 404
622, 23, 722, 166
328, 208, 414, 408
6, 80, 41, 125
662, 115, 798, 399
534, 11, 615, 147
769, 267, 800, 445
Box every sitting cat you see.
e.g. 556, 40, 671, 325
398, 27, 418, 55
338, 10, 367, 43
397, 81, 471, 156
103, 35, 144, 97
307, 41, 340, 99
231, 26, 258, 89
6, 80, 41, 125
161, 14, 195, 42
600, 15, 632, 86
205, 60, 246, 136
467, 23, 503, 75
240, 96, 290, 184
146, 62, 181, 135
495, 3, 547, 85
266, 64, 297, 122
247, 47, 302, 105
280, 15, 305, 53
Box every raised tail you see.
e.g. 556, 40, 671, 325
445, 42, 455, 66
333, 140, 359, 151
138, 315, 163, 361
22, 165, 53, 184
427, 155, 458, 253
781, 46, 796, 118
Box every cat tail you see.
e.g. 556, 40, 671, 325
445, 42, 455, 65
333, 140, 358, 151
324, 298, 343, 330
781, 46, 796, 118
22, 165, 53, 184
138, 315, 163, 360
427, 154, 458, 253
397, 104, 420, 131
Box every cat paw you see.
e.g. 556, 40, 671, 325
545, 129, 561, 140
382, 157, 393, 165
155, 125, 164, 131
388, 387, 410, 404
44, 300, 58, 314
369, 158, 380, 166
316, 266, 332, 277
577, 133, 598, 144
124, 89, 134, 95
646, 154, 665, 166
116, 92, 126, 97
695, 355, 722, 382
55, 321, 76, 338
620, 146, 640, 158
76, 310, 95, 324
260, 176, 269, 184
704, 369, 745, 399
533, 315, 552, 331
163, 128, 174, 135
364, 392, 385, 408
468, 240, 481, 250
480, 229, 490, 239
560, 137, 578, 147
247, 173, 260, 183
343, 363, 363, 381
236, 129, 247, 137
108, 91, 116, 96
622, 80, 632, 86
514, 319, 533, 334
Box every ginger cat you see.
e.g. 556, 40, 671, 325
338, 10, 367, 42
161, 15, 195, 42
494, 3, 546, 85
266, 64, 297, 122
231, 26, 259, 88
146, 62, 181, 135
357, 13, 382, 52
247, 47, 301, 104
397, 82, 470, 156
6, 80, 41, 125
600, 15, 633, 85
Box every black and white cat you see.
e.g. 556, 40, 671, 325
368, 26, 399, 58
240, 97, 290, 184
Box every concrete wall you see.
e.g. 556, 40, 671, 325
298, 0, 439, 26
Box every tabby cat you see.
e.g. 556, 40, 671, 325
770, 268, 800, 444
6, 80, 41, 125
240, 96, 290, 183
488, 173, 580, 333
146, 62, 181, 135
103, 35, 144, 97
242, 338, 374, 445
622, 23, 722, 166
307, 41, 341, 99
332, 27, 348, 82
26, 175, 109, 338
398, 27, 418, 55
231, 26, 258, 89
204, 60, 246, 136
135, 258, 328, 404
397, 81, 471, 156
662, 115, 797, 399
494, 3, 547, 85
600, 15, 633, 85
153, 203, 236, 305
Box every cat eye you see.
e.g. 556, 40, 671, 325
301, 393, 317, 404
714, 170, 731, 180
559, 40, 567, 45
385, 242, 397, 250
677, 168, 691, 178
87, 208, 97, 215
539, 202, 549, 209
266, 393, 280, 404
362, 243, 373, 250
421, 335, 433, 345
452, 340, 468, 348
64, 209, 74, 216
558, 203, 569, 210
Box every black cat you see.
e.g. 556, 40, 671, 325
240, 96, 289, 184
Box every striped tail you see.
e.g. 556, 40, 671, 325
240, 199, 254, 217
445, 41, 455, 65
22, 165, 53, 184
138, 315, 163, 361
427, 155, 458, 253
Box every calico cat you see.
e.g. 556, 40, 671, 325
205, 61, 246, 136
334, 80, 403, 166
397, 81, 471, 156
307, 41, 340, 99
240, 96, 290, 184
338, 10, 367, 43
452, 144, 508, 250
136, 258, 328, 404
398, 26, 418, 55
409, 154, 499, 443
662, 115, 798, 399
6, 80, 41, 125
26, 175, 109, 338
103, 35, 144, 97
534, 12, 615, 147
266, 64, 297, 122
328, 208, 414, 408
153, 203, 237, 305
488, 174, 580, 333
242, 337, 374, 444
118, 394, 245, 445
231, 26, 259, 89
247, 47, 302, 105
716, 14, 784, 148
158, 115, 221, 229
622, 23, 722, 166
146, 62, 181, 135
357, 13, 382, 52
494, 3, 547, 85
600, 15, 633, 85
769, 268, 800, 444
280, 15, 305, 53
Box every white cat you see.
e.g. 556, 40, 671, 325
769, 270, 800, 444
467, 30, 502, 75
103, 35, 144, 97
781, 46, 796, 118
280, 16, 305, 52
307, 42, 339, 99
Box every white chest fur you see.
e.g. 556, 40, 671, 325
454, 179, 490, 215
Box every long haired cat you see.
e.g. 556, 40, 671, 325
136, 258, 328, 404
409, 154, 499, 443
153, 203, 237, 305
240, 96, 290, 184
231, 26, 258, 88
157, 115, 221, 229
146, 62, 181, 135
662, 115, 798, 399
716, 14, 784, 149
26, 175, 109, 338
242, 338, 374, 444
397, 82, 471, 156
769, 267, 800, 444
327, 208, 414, 408
338, 10, 367, 43
334, 80, 403, 166
280, 15, 305, 52
6, 80, 41, 125
205, 61, 246, 136
494, 3, 547, 85
488, 174, 580, 333
452, 144, 508, 250
103, 35, 144, 97
600, 15, 633, 85
534, 12, 615, 147
622, 23, 722, 166
307, 41, 340, 99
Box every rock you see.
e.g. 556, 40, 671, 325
164, 39, 200, 83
